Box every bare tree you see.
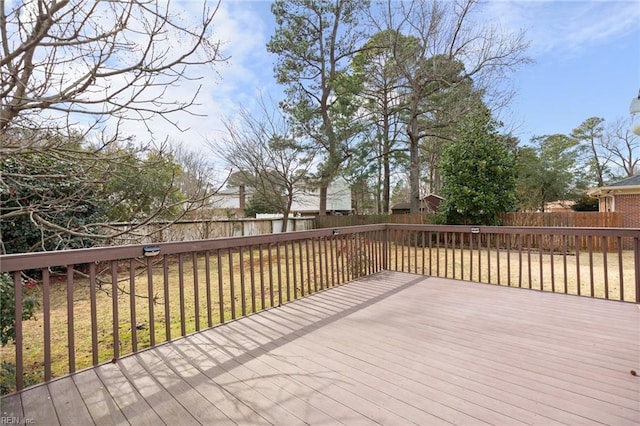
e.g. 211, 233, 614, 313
371, 0, 530, 212
571, 117, 611, 186
211, 100, 317, 232
604, 117, 640, 177
0, 0, 227, 252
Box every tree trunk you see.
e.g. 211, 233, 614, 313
408, 114, 421, 214
319, 186, 328, 216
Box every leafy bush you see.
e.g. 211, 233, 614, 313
438, 112, 517, 225
244, 192, 282, 217
572, 193, 599, 211
1, 153, 106, 253
0, 273, 39, 346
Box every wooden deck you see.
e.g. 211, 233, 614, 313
2, 271, 639, 425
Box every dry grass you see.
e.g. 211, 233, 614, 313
2, 238, 636, 394
389, 244, 636, 301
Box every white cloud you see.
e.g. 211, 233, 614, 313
481, 0, 640, 57
83, 0, 279, 160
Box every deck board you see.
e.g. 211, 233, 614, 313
72, 369, 128, 426
2, 271, 639, 425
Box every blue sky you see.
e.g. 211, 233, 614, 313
130, 0, 640, 158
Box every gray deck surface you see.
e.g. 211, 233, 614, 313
2, 271, 639, 425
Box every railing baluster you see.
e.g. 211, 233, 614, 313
517, 234, 522, 288
146, 257, 155, 346
460, 233, 464, 281
486, 234, 490, 284
193, 252, 201, 330
111, 261, 120, 361
370, 231, 376, 275
330, 236, 336, 286
617, 237, 624, 301
305, 239, 311, 295
276, 243, 282, 306
634, 236, 640, 303
292, 241, 299, 299
258, 245, 265, 310
298, 241, 305, 297
562, 235, 568, 294
218, 250, 225, 322
164, 255, 172, 339
203, 252, 212, 328
67, 266, 75, 372
588, 236, 595, 297
496, 234, 500, 285
576, 238, 582, 296
129, 259, 137, 353
249, 246, 256, 312
413, 231, 418, 274
228, 248, 236, 319
394, 229, 399, 271
602, 236, 609, 300
539, 236, 544, 291
284, 242, 290, 302
311, 238, 317, 292
506, 234, 511, 287
402, 229, 407, 272
179, 254, 186, 335
452, 233, 456, 280
477, 233, 481, 282
240, 247, 247, 315
89, 263, 98, 366
444, 232, 449, 279
469, 234, 473, 281
421, 231, 426, 276
42, 268, 51, 382
550, 235, 555, 293
325, 237, 331, 287
526, 234, 532, 289
428, 231, 433, 276
339, 235, 346, 282
311, 237, 326, 293
268, 244, 274, 307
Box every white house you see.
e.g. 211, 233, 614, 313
210, 177, 352, 216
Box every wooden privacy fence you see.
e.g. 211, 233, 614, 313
1, 224, 638, 394
501, 212, 622, 227
318, 212, 626, 250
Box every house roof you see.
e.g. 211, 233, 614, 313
391, 195, 443, 211
605, 175, 640, 187
587, 175, 640, 197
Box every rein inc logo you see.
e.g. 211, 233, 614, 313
0, 416, 34, 424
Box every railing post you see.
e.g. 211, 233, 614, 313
13, 271, 23, 391
635, 234, 640, 303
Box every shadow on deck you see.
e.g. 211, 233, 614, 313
2, 271, 639, 425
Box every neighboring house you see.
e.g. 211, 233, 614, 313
544, 200, 576, 212
209, 177, 352, 216
391, 194, 443, 214
290, 177, 352, 215
587, 175, 640, 228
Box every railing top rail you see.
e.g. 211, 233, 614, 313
2, 222, 639, 273
0, 224, 386, 272
385, 223, 640, 237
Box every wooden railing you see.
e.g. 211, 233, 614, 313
1, 224, 638, 394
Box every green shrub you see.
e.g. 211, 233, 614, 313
0, 273, 39, 346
